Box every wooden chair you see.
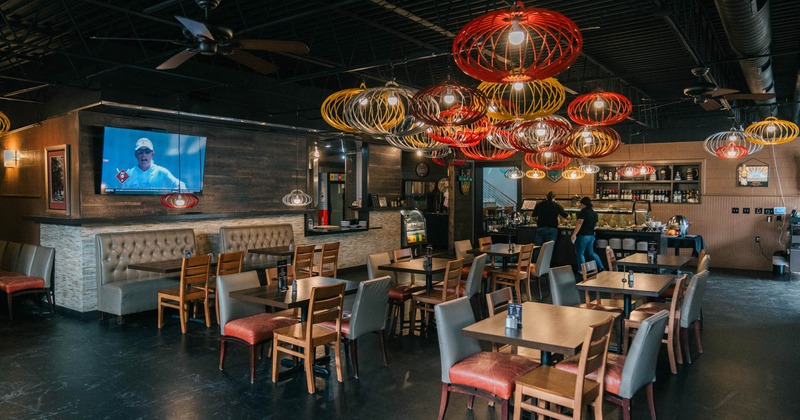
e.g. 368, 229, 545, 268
217, 271, 299, 382
485, 287, 540, 361
410, 259, 464, 334
624, 274, 689, 374
435, 297, 540, 420
513, 316, 615, 420
293, 244, 316, 279
606, 246, 618, 271
271, 282, 346, 394
314, 241, 340, 277
477, 236, 496, 268
556, 310, 670, 420
204, 251, 243, 324
491, 244, 534, 302
393, 247, 416, 284
157, 255, 211, 334
529, 240, 554, 300
265, 266, 300, 319
454, 239, 476, 278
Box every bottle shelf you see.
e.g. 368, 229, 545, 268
592, 162, 702, 204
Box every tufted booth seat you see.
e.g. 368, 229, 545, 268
0, 241, 55, 319
219, 224, 294, 271
96, 229, 196, 317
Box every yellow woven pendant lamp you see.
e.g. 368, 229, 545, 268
745, 116, 799, 145
478, 78, 565, 121
321, 83, 366, 133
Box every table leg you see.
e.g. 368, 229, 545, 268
426, 271, 432, 292
623, 295, 632, 318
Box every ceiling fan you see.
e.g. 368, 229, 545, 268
682, 67, 775, 111
92, 15, 309, 75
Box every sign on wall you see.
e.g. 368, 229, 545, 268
737, 160, 769, 187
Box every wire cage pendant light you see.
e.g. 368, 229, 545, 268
411, 80, 488, 126
485, 119, 520, 151
385, 131, 448, 153
525, 168, 546, 179
562, 165, 586, 180
426, 112, 491, 147
321, 83, 366, 133
567, 91, 632, 126
282, 138, 312, 207
344, 80, 425, 137
744, 116, 799, 145
0, 111, 10, 135
504, 167, 525, 179
524, 151, 571, 170
461, 135, 517, 161
703, 127, 764, 158
577, 159, 600, 174
453, 1, 582, 83
561, 125, 621, 158
509, 116, 572, 153
478, 78, 566, 121
428, 147, 468, 167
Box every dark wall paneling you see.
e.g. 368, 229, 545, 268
78, 111, 308, 218
453, 162, 475, 248
367, 144, 402, 198
400, 150, 447, 181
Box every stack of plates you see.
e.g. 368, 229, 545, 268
596, 239, 609, 249
622, 238, 637, 250
609, 238, 622, 250
636, 241, 649, 251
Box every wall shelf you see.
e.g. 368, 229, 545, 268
593, 162, 702, 204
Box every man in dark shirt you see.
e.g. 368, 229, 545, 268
532, 191, 569, 259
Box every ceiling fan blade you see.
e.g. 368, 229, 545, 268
226, 50, 279, 75
699, 99, 722, 111
722, 93, 776, 101
91, 36, 189, 45
236, 39, 309, 55
156, 50, 198, 70
706, 88, 739, 98
175, 16, 214, 40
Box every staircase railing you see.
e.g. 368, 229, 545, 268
483, 179, 516, 208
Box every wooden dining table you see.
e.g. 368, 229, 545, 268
127, 257, 217, 275
377, 257, 450, 292
617, 253, 692, 273
467, 243, 537, 270
576, 271, 675, 317
247, 245, 322, 257
462, 302, 620, 365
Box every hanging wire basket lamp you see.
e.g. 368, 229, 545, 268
703, 127, 763, 158
282, 188, 313, 206
0, 111, 10, 135
344, 80, 425, 137
504, 167, 525, 179
461, 135, 516, 161
561, 125, 621, 158
320, 83, 366, 133
562, 165, 586, 180
525, 168, 546, 179
744, 116, 799, 145
426, 112, 491, 147
577, 159, 600, 174
161, 192, 200, 209
411, 80, 488, 126
453, 1, 582, 83
429, 147, 468, 167
524, 151, 571, 170
486, 119, 520, 150
478, 78, 566, 121
567, 91, 632, 126
385, 131, 448, 153
617, 163, 642, 178
510, 116, 572, 153
635, 162, 656, 176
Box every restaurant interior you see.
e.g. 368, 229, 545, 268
1, 0, 800, 418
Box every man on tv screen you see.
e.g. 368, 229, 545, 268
117, 138, 186, 191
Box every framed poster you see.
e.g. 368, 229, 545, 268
45, 145, 69, 214
737, 161, 768, 187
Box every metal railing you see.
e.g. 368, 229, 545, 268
483, 179, 516, 208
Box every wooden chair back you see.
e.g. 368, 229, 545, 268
265, 265, 296, 286
440, 259, 465, 302
486, 287, 513, 316
581, 260, 600, 303
293, 244, 316, 279
216, 251, 244, 277
454, 239, 473, 261
573, 316, 615, 405
393, 247, 414, 262
605, 246, 617, 271
669, 274, 690, 332
515, 244, 534, 276
696, 251, 710, 273
181, 255, 211, 299
306, 283, 346, 338
317, 242, 340, 277
478, 236, 492, 247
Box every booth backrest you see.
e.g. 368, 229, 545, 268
15, 244, 37, 275
219, 224, 294, 270
95, 229, 197, 286
1, 242, 22, 271
30, 246, 56, 288
0, 240, 7, 263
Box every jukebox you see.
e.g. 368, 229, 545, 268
400, 209, 427, 256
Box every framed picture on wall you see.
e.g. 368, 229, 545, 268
45, 145, 69, 214
737, 161, 768, 187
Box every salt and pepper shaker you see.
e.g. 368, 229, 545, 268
627, 270, 635, 287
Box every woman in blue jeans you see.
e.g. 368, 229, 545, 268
570, 196, 605, 273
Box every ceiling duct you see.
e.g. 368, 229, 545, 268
713, 0, 776, 119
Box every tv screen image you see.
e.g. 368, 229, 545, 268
100, 127, 206, 195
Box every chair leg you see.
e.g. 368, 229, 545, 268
7, 294, 13, 320
646, 382, 657, 420
622, 323, 631, 355
438, 383, 451, 420
622, 398, 632, 420
214, 293, 220, 325
271, 340, 280, 383
249, 344, 256, 383
219, 337, 227, 371
673, 324, 683, 365
467, 394, 475, 410
179, 303, 188, 334
513, 388, 522, 420
157, 300, 164, 329
378, 330, 389, 367
666, 336, 678, 374
334, 339, 344, 384
694, 321, 703, 354
500, 399, 509, 420
681, 327, 692, 364
350, 339, 359, 379
204, 297, 211, 328
305, 350, 316, 393
538, 275, 544, 301
409, 300, 417, 335
525, 277, 532, 302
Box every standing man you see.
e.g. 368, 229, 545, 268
532, 191, 568, 259
120, 138, 186, 191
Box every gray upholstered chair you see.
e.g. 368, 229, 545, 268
0, 245, 55, 319
323, 275, 392, 379
680, 270, 710, 363
461, 253, 486, 300
453, 239, 474, 263
530, 240, 554, 300
368, 251, 422, 336
217, 271, 299, 383
1, 242, 21, 271
434, 297, 539, 420
556, 310, 670, 420
14, 244, 37, 275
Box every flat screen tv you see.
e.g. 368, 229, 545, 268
100, 127, 206, 195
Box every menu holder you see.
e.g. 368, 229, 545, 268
507, 303, 523, 329
277, 259, 288, 291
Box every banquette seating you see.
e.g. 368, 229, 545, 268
219, 224, 294, 271
0, 240, 55, 320
95, 229, 196, 317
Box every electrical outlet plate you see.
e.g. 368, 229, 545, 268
732, 207, 739, 214
743, 208, 751, 214
755, 208, 763, 214
765, 208, 775, 215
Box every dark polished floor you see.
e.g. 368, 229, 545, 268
2, 268, 800, 419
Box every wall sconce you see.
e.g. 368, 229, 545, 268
3, 150, 17, 168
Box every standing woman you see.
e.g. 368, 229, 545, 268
570, 196, 605, 273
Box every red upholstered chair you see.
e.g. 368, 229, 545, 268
434, 297, 539, 420
0, 245, 55, 320
217, 271, 299, 383
367, 252, 423, 336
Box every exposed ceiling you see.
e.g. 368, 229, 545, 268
0, 0, 798, 141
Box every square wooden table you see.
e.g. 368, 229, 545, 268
576, 271, 675, 317
467, 243, 538, 270
128, 258, 217, 275
229, 276, 359, 322
378, 257, 450, 292
617, 253, 692, 273
462, 302, 619, 365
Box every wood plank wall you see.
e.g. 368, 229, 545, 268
367, 144, 402, 199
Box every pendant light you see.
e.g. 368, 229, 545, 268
567, 90, 632, 126
410, 77, 488, 126
744, 116, 799, 145
504, 167, 525, 179
161, 97, 199, 209
321, 82, 366, 133
525, 168, 546, 179
562, 165, 585, 180
703, 127, 763, 158
282, 137, 312, 207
